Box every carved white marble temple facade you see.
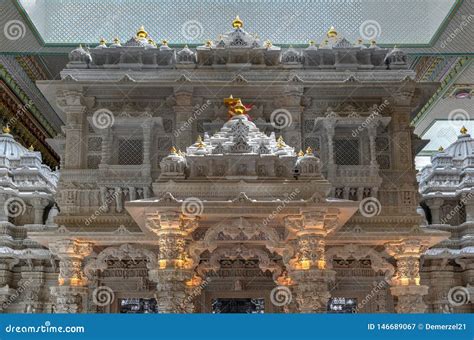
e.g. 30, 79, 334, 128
1, 18, 467, 314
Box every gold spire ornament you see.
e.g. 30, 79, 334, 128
232, 15, 243, 29
99, 38, 106, 46
438, 146, 444, 152
264, 40, 272, 48
136, 25, 148, 39
460, 126, 468, 135
327, 26, 337, 38
298, 150, 304, 157
205, 40, 213, 48
306, 146, 313, 155
113, 37, 120, 44
196, 135, 205, 149
161, 39, 168, 46
2, 125, 10, 134
28, 145, 34, 152
276, 136, 285, 149
308, 40, 315, 47
232, 99, 247, 116
170, 146, 178, 154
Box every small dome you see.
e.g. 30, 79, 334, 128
442, 128, 474, 160
69, 44, 91, 62
0, 129, 28, 160
95, 38, 108, 49
109, 37, 122, 48
177, 45, 196, 63
282, 47, 301, 63
385, 46, 407, 64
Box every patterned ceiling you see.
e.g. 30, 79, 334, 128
17, 0, 458, 45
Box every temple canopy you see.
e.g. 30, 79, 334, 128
18, 0, 457, 45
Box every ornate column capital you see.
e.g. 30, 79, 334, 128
50, 239, 93, 287
385, 238, 429, 313
49, 239, 93, 259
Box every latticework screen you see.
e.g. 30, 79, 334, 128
118, 139, 143, 165
334, 139, 360, 165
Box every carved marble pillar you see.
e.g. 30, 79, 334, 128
462, 192, 474, 222
57, 91, 88, 169
390, 107, 413, 171
385, 239, 429, 313
99, 128, 112, 166
146, 212, 198, 313
323, 119, 336, 171
281, 85, 303, 150
142, 122, 152, 175
173, 87, 194, 151
367, 124, 378, 167
18, 269, 45, 313
0, 261, 16, 312
285, 212, 336, 313
425, 198, 444, 224
31, 197, 49, 225
49, 239, 93, 313
0, 194, 8, 223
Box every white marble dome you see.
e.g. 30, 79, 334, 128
0, 129, 28, 161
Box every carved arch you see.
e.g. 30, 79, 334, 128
201, 217, 280, 249
196, 245, 282, 281
84, 243, 157, 279
325, 244, 395, 279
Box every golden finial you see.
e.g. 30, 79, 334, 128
196, 135, 205, 149
232, 99, 247, 116
161, 39, 168, 46
205, 40, 212, 48
357, 38, 363, 44
460, 126, 468, 135
370, 39, 377, 46
224, 94, 238, 106
2, 125, 11, 134
232, 15, 243, 29
170, 146, 177, 154
28, 144, 34, 152
327, 26, 337, 38
308, 40, 315, 47
277, 136, 285, 149
264, 40, 272, 48
320, 39, 328, 47
99, 37, 106, 46
113, 37, 120, 44
136, 25, 148, 39
148, 38, 156, 46
306, 146, 313, 155
298, 150, 304, 157
438, 146, 444, 152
